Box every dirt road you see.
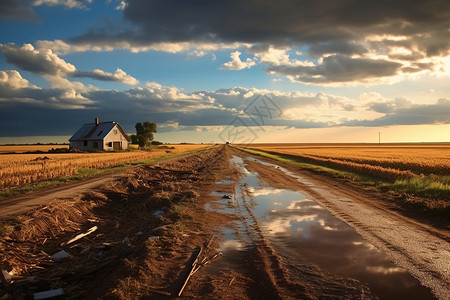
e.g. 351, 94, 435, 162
1, 145, 448, 299
0, 172, 126, 217
231, 148, 449, 299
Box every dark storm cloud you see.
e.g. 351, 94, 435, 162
347, 98, 450, 126
268, 55, 402, 84
72, 0, 450, 51
0, 0, 38, 21
306, 41, 368, 58
64, 0, 450, 84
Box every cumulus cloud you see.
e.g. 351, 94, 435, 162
0, 43, 76, 76
0, 43, 139, 85
1, 73, 449, 136
221, 51, 256, 70
0, 70, 38, 89
0, 70, 95, 111
252, 46, 292, 66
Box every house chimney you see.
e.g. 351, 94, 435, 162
95, 117, 99, 126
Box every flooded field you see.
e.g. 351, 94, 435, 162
209, 155, 436, 299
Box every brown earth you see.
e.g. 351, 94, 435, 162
0, 145, 448, 299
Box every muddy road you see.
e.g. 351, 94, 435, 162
213, 148, 449, 299
0, 145, 448, 299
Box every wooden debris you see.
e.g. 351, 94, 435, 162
69, 250, 132, 283
178, 247, 203, 297
191, 252, 222, 275
61, 226, 98, 246
229, 277, 235, 286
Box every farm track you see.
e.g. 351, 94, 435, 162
0, 145, 448, 299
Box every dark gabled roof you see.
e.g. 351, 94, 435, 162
69, 121, 131, 142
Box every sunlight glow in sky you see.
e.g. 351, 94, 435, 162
1, 0, 449, 144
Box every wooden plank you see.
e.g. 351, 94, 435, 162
177, 247, 203, 297
61, 226, 97, 246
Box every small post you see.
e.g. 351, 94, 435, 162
378, 132, 381, 144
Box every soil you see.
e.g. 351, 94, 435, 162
0, 145, 448, 299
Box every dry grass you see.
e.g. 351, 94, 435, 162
0, 145, 208, 189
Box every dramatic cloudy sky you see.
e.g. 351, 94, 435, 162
1, 0, 449, 143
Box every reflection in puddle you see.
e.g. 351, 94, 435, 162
213, 155, 435, 300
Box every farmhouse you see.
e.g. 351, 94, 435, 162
69, 118, 131, 151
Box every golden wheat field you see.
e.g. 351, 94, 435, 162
0, 145, 70, 154
0, 145, 207, 189
244, 143, 450, 180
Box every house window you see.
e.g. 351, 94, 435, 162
114, 129, 118, 135
94, 142, 98, 148
83, 140, 88, 146
108, 142, 112, 147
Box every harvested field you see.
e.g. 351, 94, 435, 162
241, 143, 450, 207
0, 145, 208, 189
244, 143, 450, 177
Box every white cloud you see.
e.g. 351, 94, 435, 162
37, 39, 248, 55
33, 0, 92, 9
115, 0, 126, 10
43, 75, 92, 93
254, 46, 291, 66
0, 70, 38, 89
0, 43, 76, 76
73, 68, 139, 85
36, 40, 92, 55
0, 43, 139, 85
0, 70, 95, 110
221, 51, 256, 70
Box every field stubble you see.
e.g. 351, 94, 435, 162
0, 145, 208, 189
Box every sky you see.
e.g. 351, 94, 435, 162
0, 0, 449, 144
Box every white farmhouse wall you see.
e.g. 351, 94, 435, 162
103, 124, 129, 151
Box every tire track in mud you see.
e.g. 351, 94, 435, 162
234, 149, 449, 300
225, 155, 369, 299
237, 182, 311, 299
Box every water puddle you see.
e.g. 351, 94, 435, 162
209, 155, 435, 300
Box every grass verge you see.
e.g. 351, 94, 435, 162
239, 147, 449, 218
0, 146, 212, 201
